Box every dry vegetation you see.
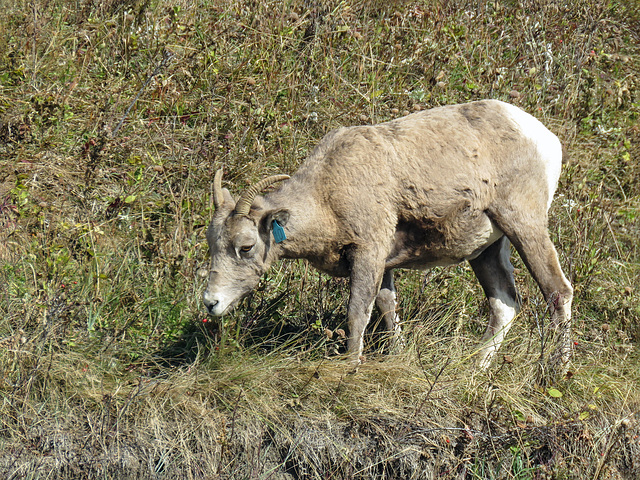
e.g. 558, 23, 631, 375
1, 0, 639, 478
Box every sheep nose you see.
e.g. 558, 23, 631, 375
203, 291, 218, 313
205, 300, 219, 315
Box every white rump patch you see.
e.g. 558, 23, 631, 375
499, 102, 563, 210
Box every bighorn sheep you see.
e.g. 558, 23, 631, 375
203, 100, 573, 370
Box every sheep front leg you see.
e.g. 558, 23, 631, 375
376, 269, 404, 351
347, 250, 385, 370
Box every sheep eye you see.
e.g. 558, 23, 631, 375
239, 245, 253, 253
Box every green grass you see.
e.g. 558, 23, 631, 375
1, 0, 639, 478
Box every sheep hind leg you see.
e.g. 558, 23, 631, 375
375, 270, 404, 352
496, 216, 574, 376
469, 236, 520, 369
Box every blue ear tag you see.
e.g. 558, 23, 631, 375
272, 220, 287, 243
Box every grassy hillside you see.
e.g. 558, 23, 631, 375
1, 0, 639, 478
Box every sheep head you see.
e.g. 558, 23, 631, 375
203, 169, 289, 316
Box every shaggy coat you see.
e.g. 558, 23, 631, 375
204, 100, 573, 370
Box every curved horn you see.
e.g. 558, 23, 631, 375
213, 168, 225, 209
235, 174, 290, 216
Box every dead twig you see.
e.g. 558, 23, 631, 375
413, 351, 451, 418
112, 51, 174, 138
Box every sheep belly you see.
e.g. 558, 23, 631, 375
386, 212, 503, 270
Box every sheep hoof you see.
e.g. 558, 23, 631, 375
346, 355, 365, 374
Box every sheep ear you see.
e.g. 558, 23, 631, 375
261, 209, 290, 243
213, 168, 236, 209
222, 188, 235, 206
270, 210, 290, 227
213, 188, 236, 217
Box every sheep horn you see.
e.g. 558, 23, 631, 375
213, 168, 225, 209
235, 174, 290, 216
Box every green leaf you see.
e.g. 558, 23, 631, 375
547, 388, 563, 398
124, 195, 137, 204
